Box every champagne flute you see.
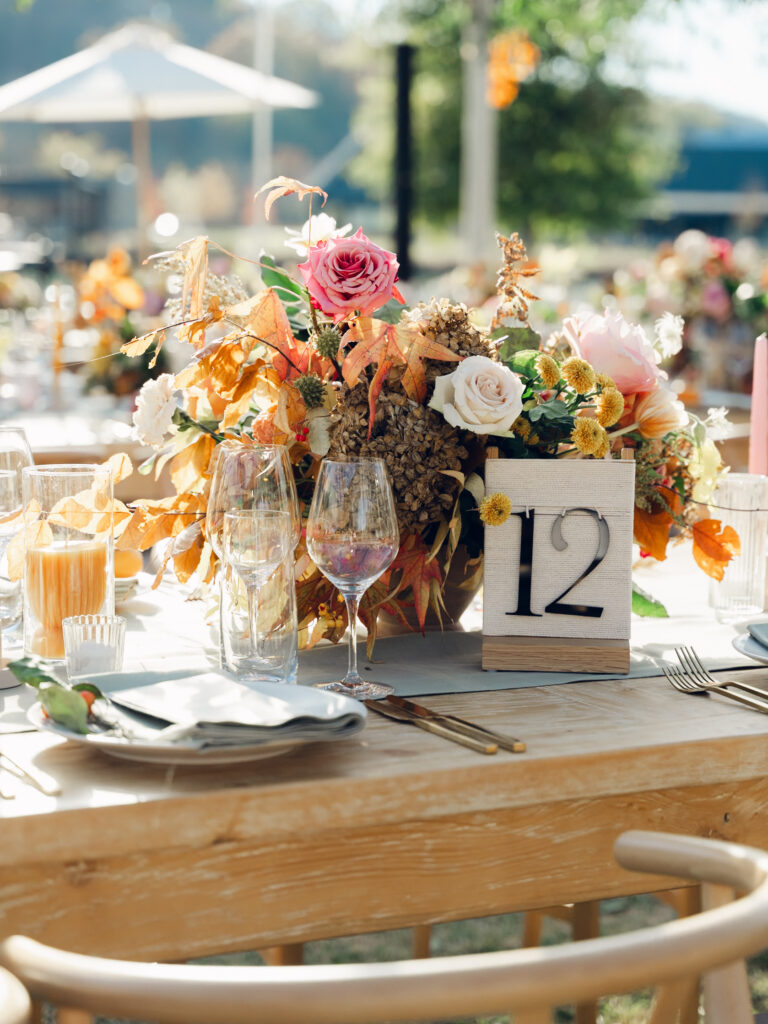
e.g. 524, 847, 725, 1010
223, 510, 292, 662
306, 458, 399, 699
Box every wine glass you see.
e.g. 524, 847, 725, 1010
208, 442, 300, 556
306, 457, 399, 699
223, 510, 292, 662
0, 427, 33, 634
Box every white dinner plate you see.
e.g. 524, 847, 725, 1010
27, 704, 304, 766
732, 632, 768, 666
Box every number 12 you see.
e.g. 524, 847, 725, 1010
505, 508, 610, 620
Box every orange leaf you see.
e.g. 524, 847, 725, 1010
230, 288, 310, 378
633, 489, 682, 562
692, 518, 741, 581
170, 435, 216, 494
121, 329, 165, 361
179, 236, 209, 319
255, 177, 327, 220
176, 297, 225, 350
341, 318, 460, 428
388, 534, 442, 632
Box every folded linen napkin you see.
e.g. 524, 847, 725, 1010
89, 672, 366, 747
748, 623, 768, 650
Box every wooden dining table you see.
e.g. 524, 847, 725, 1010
2, 638, 768, 969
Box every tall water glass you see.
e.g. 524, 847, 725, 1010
709, 473, 768, 623
22, 465, 114, 661
0, 427, 33, 634
307, 458, 399, 699
207, 442, 300, 681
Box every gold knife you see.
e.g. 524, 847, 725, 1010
387, 696, 526, 753
363, 700, 497, 755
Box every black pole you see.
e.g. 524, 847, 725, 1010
394, 42, 414, 280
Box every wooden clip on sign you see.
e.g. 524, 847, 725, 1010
482, 448, 636, 673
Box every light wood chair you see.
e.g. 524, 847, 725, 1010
0, 965, 31, 1024
3, 830, 768, 1024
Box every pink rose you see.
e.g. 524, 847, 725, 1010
298, 228, 399, 321
563, 310, 663, 395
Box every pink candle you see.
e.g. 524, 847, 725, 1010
749, 333, 768, 475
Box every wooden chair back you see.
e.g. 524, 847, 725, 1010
3, 830, 768, 1024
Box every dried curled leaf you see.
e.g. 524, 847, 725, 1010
255, 177, 327, 220
121, 329, 166, 366
341, 318, 460, 435
180, 236, 209, 320
692, 518, 741, 581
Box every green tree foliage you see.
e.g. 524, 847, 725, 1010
384, 0, 676, 237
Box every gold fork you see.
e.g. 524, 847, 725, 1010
663, 659, 768, 714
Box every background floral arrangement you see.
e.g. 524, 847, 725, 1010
116, 177, 738, 645
615, 228, 768, 394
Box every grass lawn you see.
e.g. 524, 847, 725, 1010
179, 893, 768, 1023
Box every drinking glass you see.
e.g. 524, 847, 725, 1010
22, 464, 114, 661
208, 442, 300, 680
709, 473, 768, 623
306, 457, 399, 699
0, 427, 33, 633
223, 510, 292, 663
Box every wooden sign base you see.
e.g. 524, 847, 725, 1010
482, 634, 631, 674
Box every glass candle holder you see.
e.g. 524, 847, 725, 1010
22, 464, 114, 661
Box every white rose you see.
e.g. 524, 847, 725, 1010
673, 229, 711, 274
429, 356, 523, 435
133, 373, 178, 448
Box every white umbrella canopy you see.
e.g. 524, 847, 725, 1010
0, 22, 318, 246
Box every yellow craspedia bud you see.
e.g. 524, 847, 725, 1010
595, 386, 624, 428
535, 353, 560, 390
596, 372, 616, 390
512, 416, 531, 441
571, 417, 607, 456
561, 357, 596, 395
479, 492, 513, 526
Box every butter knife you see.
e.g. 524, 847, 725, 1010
387, 696, 526, 753
363, 700, 497, 755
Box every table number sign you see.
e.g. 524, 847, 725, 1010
482, 448, 636, 673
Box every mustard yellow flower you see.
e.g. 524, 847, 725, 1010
479, 492, 513, 526
561, 357, 596, 395
571, 417, 607, 456
595, 372, 616, 391
535, 353, 560, 390
512, 416, 531, 441
595, 386, 624, 428
593, 435, 611, 459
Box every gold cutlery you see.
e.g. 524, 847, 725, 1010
363, 700, 498, 755
663, 664, 768, 714
387, 696, 526, 753
675, 646, 768, 702
0, 752, 61, 797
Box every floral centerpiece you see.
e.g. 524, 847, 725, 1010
117, 178, 738, 646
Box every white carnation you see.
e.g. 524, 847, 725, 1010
654, 312, 685, 359
133, 373, 177, 448
284, 213, 352, 256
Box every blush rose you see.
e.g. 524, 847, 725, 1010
563, 310, 663, 395
429, 356, 524, 435
298, 228, 399, 321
